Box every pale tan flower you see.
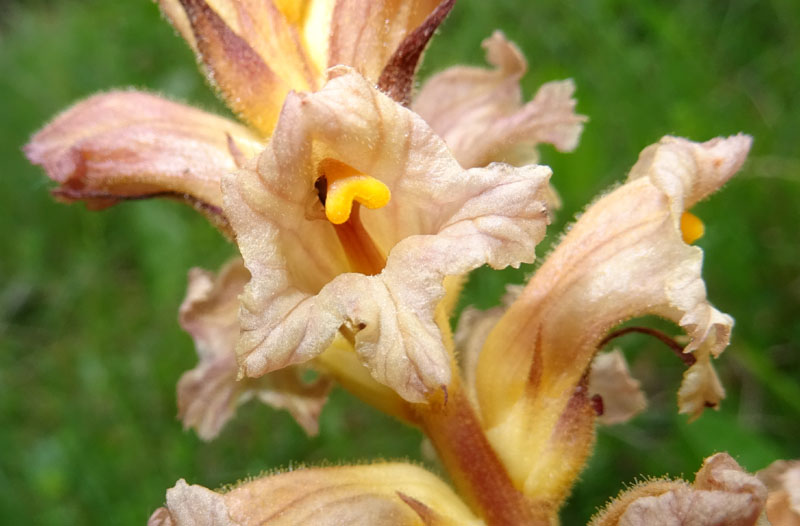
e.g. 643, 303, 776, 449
590, 453, 768, 526
452, 134, 750, 507
223, 68, 552, 403
177, 258, 330, 440
149, 463, 483, 526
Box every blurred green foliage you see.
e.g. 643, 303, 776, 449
1, 0, 798, 524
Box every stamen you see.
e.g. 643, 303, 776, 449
598, 326, 696, 366
318, 158, 391, 225
680, 211, 705, 244
333, 204, 386, 276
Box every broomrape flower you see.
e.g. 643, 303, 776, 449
460, 134, 752, 510
222, 67, 552, 403
24, 1, 772, 524
758, 459, 800, 526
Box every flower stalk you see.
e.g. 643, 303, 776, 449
416, 379, 549, 526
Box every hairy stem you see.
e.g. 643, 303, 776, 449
415, 381, 549, 526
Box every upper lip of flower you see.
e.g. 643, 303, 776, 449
24, 0, 457, 231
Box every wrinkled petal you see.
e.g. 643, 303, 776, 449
151, 464, 482, 526
24, 90, 262, 231
178, 259, 330, 440
591, 453, 768, 526
223, 69, 551, 402
474, 135, 751, 504
413, 31, 586, 169
588, 349, 647, 425
149, 480, 234, 526
758, 460, 800, 526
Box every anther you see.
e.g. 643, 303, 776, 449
317, 158, 390, 225
680, 211, 705, 244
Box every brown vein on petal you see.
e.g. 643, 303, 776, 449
377, 0, 457, 106
53, 187, 233, 237
179, 0, 287, 135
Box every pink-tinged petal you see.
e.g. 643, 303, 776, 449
24, 91, 262, 231
413, 31, 586, 168
758, 460, 800, 526
152, 464, 482, 526
177, 0, 293, 136
328, 0, 442, 84
588, 349, 647, 425
178, 259, 330, 440
223, 70, 551, 402
474, 135, 750, 503
592, 453, 768, 526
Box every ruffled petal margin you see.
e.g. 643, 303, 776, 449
178, 259, 330, 440
413, 31, 586, 169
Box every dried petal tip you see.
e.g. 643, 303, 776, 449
591, 453, 768, 526
588, 349, 647, 425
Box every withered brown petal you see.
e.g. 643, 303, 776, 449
377, 0, 456, 105
328, 0, 442, 84
178, 0, 291, 136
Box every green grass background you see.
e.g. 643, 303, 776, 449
1, 0, 798, 523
